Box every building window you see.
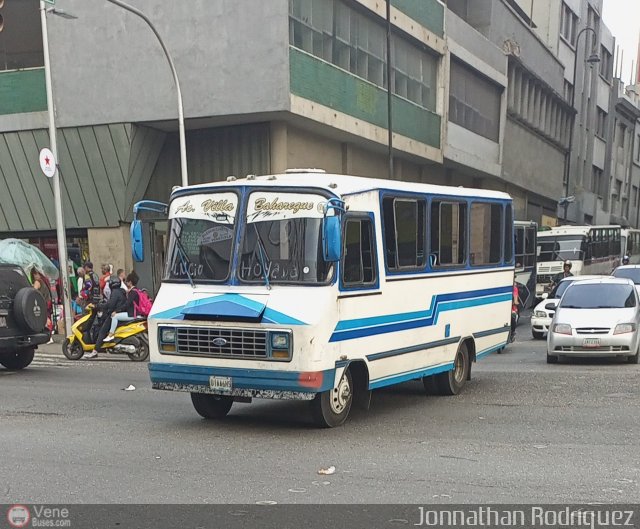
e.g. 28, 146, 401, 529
615, 179, 623, 201
447, 0, 468, 20
0, 0, 43, 71
563, 80, 573, 103
633, 186, 639, 208
618, 123, 627, 149
560, 2, 578, 46
596, 108, 607, 138
342, 217, 377, 286
469, 203, 503, 265
382, 197, 426, 270
636, 133, 640, 163
591, 166, 603, 195
449, 58, 502, 141
599, 46, 612, 81
289, 0, 439, 112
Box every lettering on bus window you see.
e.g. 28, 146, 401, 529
382, 197, 426, 271
430, 201, 467, 266
469, 203, 503, 266
342, 217, 376, 286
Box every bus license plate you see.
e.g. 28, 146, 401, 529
583, 338, 600, 348
209, 376, 232, 392
0, 316, 6, 328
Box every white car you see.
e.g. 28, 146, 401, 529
530, 275, 604, 339
611, 265, 640, 295
546, 277, 640, 364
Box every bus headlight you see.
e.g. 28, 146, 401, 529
159, 327, 177, 353
269, 332, 292, 360
161, 328, 176, 343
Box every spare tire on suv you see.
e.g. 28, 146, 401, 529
0, 264, 49, 370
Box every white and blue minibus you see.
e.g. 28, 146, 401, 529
133, 170, 514, 427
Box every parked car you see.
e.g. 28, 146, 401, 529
0, 264, 49, 370
530, 275, 604, 339
611, 265, 640, 295
546, 277, 640, 364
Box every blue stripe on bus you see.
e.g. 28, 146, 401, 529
366, 337, 461, 362
330, 286, 512, 342
150, 294, 306, 325
368, 362, 454, 390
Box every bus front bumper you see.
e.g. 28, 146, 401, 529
149, 362, 336, 400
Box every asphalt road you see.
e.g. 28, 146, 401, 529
1, 315, 639, 504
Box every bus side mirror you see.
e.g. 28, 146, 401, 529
323, 216, 342, 262
131, 220, 144, 262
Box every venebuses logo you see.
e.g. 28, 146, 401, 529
7, 504, 30, 528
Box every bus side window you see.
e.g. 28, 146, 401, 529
431, 201, 467, 266
342, 216, 377, 288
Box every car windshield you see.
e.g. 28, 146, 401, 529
549, 279, 575, 299
537, 235, 586, 261
612, 268, 640, 285
164, 192, 238, 282
560, 283, 636, 309
238, 191, 334, 284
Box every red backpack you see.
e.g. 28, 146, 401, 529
132, 287, 153, 318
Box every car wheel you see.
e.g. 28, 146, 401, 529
532, 329, 545, 340
190, 393, 233, 419
627, 351, 639, 364
0, 347, 35, 370
431, 342, 470, 396
312, 368, 353, 428
13, 287, 47, 333
546, 352, 558, 364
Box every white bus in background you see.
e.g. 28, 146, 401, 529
132, 171, 514, 427
535, 225, 621, 298
621, 228, 640, 264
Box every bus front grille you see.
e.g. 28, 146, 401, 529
175, 327, 268, 358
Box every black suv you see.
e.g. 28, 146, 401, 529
0, 264, 49, 370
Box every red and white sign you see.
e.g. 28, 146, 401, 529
39, 147, 56, 178
7, 505, 31, 528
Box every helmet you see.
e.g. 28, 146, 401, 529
563, 260, 572, 268
623, 255, 630, 265
108, 276, 122, 290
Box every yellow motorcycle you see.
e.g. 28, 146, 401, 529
62, 304, 149, 362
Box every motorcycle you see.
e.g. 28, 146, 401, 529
62, 304, 149, 362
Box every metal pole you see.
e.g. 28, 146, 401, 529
40, 1, 73, 336
386, 0, 393, 180
105, 0, 188, 188
563, 26, 596, 222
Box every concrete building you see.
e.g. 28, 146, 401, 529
0, 0, 450, 287
446, 0, 574, 225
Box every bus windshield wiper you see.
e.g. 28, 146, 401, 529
252, 224, 271, 290
172, 219, 195, 289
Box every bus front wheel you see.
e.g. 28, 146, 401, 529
311, 369, 353, 428
191, 393, 233, 419
430, 342, 470, 396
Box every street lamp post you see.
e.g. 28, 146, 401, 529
105, 0, 188, 188
40, 0, 73, 336
563, 26, 600, 222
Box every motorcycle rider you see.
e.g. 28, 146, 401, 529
623, 254, 630, 265
86, 275, 128, 358
552, 260, 573, 287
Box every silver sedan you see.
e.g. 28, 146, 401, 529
546, 278, 640, 364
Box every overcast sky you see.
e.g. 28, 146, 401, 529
602, 0, 639, 84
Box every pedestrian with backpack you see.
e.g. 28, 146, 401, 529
103, 271, 151, 342
83, 261, 102, 304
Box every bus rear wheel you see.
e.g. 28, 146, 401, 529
311, 369, 353, 428
191, 393, 233, 419
430, 342, 470, 396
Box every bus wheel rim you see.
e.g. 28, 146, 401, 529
454, 350, 465, 383
330, 373, 351, 414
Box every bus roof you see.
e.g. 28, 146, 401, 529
172, 171, 512, 201
538, 225, 620, 237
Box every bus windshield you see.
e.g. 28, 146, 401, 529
537, 235, 586, 262
239, 191, 334, 284
164, 192, 238, 282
